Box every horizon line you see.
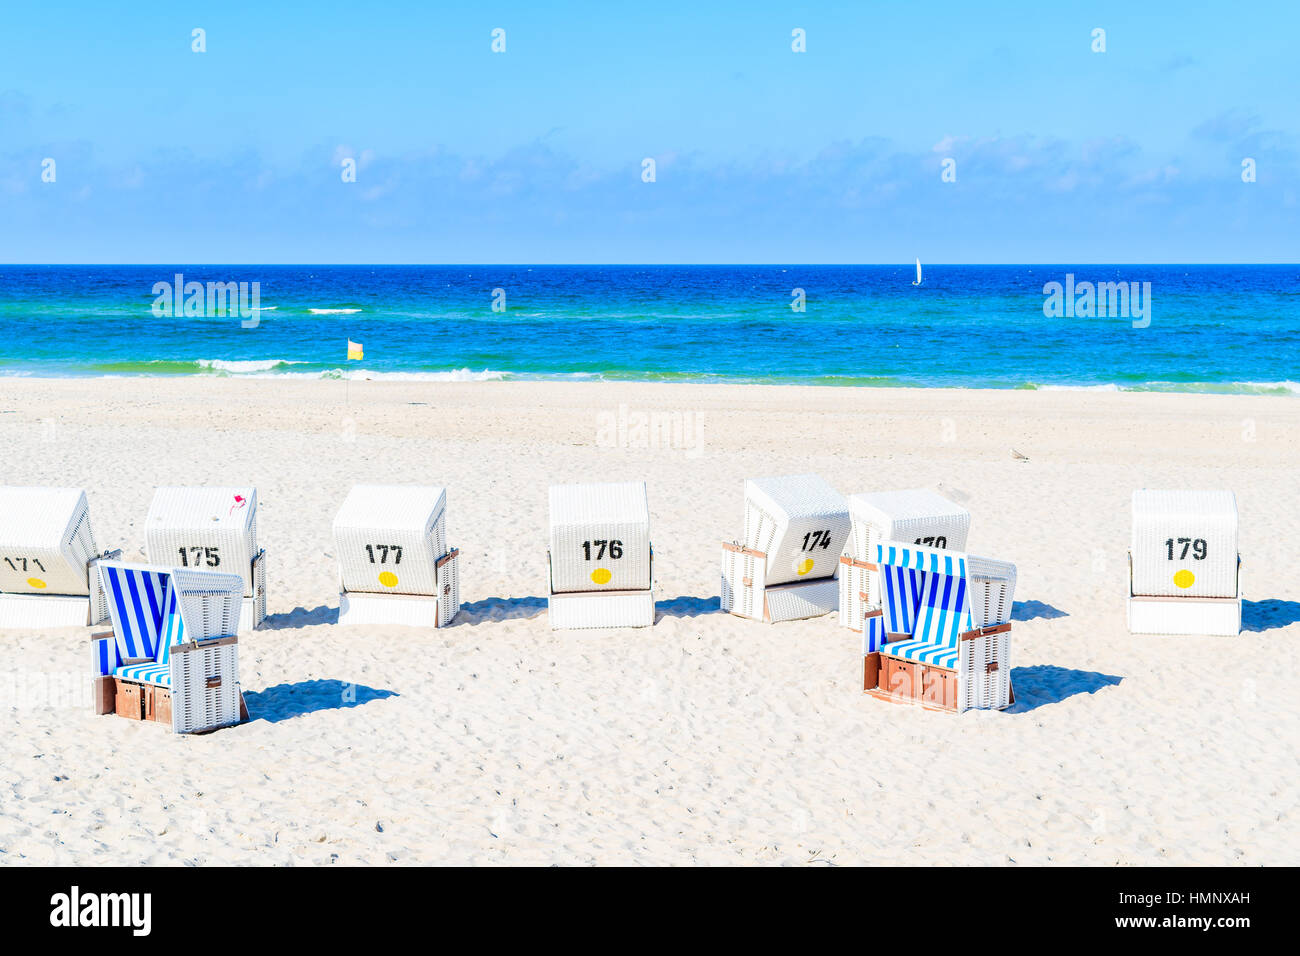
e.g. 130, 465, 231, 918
3, 262, 1298, 268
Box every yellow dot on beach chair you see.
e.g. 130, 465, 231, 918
1173, 569, 1194, 589
590, 567, 612, 585
27, 577, 46, 589
378, 571, 399, 588
795, 558, 814, 576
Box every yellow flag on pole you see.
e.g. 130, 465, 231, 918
347, 340, 363, 361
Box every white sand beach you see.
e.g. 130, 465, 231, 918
1, 377, 1297, 866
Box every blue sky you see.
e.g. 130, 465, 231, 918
1, 1, 1296, 262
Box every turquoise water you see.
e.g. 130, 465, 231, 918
0, 265, 1296, 391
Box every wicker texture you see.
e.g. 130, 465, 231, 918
171, 640, 240, 733
1127, 554, 1241, 635
333, 484, 447, 596
841, 489, 969, 625
338, 548, 461, 627
742, 475, 849, 586
0, 593, 96, 628
721, 545, 837, 622
548, 482, 651, 593
1131, 490, 1238, 598
97, 561, 245, 733
764, 578, 838, 622
0, 487, 101, 597
145, 487, 260, 596
547, 589, 655, 629
719, 545, 765, 620
837, 559, 873, 630
957, 628, 1013, 712
236, 550, 268, 631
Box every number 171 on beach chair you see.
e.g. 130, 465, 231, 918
0, 487, 120, 628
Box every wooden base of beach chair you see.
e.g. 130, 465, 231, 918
547, 588, 656, 629
92, 675, 116, 715
337, 548, 461, 628
869, 657, 962, 712
1127, 553, 1242, 636
837, 556, 875, 629
721, 542, 839, 623
111, 679, 173, 725
865, 626, 1014, 713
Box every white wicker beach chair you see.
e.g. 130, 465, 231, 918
1128, 490, 1240, 635
862, 542, 1016, 713
839, 489, 970, 629
0, 487, 120, 627
332, 484, 461, 627
145, 486, 266, 631
91, 561, 248, 733
720, 474, 848, 623
547, 481, 654, 628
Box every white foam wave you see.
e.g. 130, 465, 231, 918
196, 359, 301, 373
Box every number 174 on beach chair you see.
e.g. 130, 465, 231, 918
90, 561, 249, 733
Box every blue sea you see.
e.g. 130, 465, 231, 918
0, 265, 1296, 392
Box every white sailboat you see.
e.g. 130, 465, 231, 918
912, 258, 923, 286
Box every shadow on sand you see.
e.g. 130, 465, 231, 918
656, 595, 722, 620
1011, 600, 1068, 622
1005, 665, 1122, 713
243, 679, 398, 723
261, 605, 339, 630
454, 596, 548, 625
1242, 599, 1300, 633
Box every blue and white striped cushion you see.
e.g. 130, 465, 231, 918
881, 564, 924, 634
91, 635, 119, 677
863, 615, 885, 654
883, 639, 959, 669
155, 583, 187, 669
115, 661, 171, 686
915, 570, 968, 651
101, 564, 170, 661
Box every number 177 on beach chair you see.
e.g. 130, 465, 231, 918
333, 484, 462, 627
90, 561, 249, 733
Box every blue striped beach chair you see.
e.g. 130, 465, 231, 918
91, 561, 248, 733
862, 542, 1017, 712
